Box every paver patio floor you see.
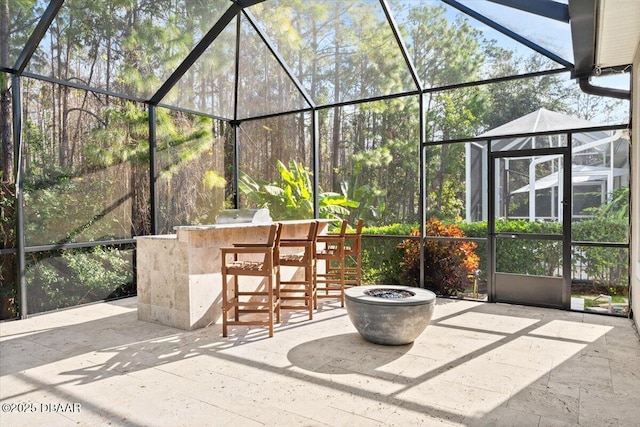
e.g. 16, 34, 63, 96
1, 297, 639, 426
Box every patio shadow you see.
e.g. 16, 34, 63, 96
287, 332, 412, 374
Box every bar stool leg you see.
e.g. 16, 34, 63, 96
222, 271, 228, 337
233, 275, 240, 322
274, 269, 281, 324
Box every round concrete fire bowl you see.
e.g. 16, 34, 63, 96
345, 285, 436, 346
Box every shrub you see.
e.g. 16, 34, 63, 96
397, 218, 479, 296
361, 235, 408, 285
0, 181, 17, 319
25, 246, 134, 314
360, 223, 419, 285
359, 218, 628, 292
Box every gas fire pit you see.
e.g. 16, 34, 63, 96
345, 285, 436, 345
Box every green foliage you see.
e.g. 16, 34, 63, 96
1, 182, 17, 318
25, 247, 134, 314
572, 217, 628, 288
341, 179, 387, 223
483, 55, 572, 129
456, 221, 488, 238
86, 103, 213, 174
460, 219, 627, 286
342, 147, 391, 222
83, 102, 150, 168
202, 170, 226, 190
356, 223, 418, 285
239, 159, 358, 220
408, 5, 485, 87
572, 217, 627, 243
359, 219, 628, 291
496, 239, 562, 276
573, 245, 627, 290
487, 219, 562, 276
361, 223, 417, 236
592, 186, 629, 221
0, 182, 15, 248
23, 172, 126, 245
361, 235, 407, 285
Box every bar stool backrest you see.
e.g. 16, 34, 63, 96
343, 218, 364, 287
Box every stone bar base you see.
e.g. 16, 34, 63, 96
135, 220, 327, 330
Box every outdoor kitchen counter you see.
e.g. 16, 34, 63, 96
135, 220, 331, 330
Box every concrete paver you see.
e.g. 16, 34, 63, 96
1, 297, 639, 427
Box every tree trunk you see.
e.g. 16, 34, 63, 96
1, 0, 12, 181
130, 160, 150, 236
61, 85, 70, 167
330, 4, 342, 192
295, 21, 306, 165
122, 2, 151, 236
436, 144, 448, 212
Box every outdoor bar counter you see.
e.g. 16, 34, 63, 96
135, 220, 330, 330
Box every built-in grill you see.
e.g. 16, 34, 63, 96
215, 208, 272, 224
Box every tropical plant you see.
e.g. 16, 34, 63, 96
397, 218, 479, 296
598, 186, 629, 220
239, 159, 358, 221
340, 151, 387, 222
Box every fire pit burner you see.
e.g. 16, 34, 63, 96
364, 288, 416, 299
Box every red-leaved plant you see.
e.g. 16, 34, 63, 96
398, 218, 479, 296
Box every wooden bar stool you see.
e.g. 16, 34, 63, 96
277, 221, 319, 320
315, 219, 347, 307
221, 224, 282, 337
341, 219, 364, 287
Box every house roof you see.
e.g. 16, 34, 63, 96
479, 108, 600, 137
512, 165, 628, 194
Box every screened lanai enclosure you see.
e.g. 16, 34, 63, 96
0, 0, 633, 320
